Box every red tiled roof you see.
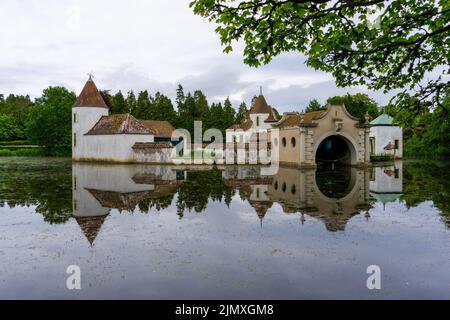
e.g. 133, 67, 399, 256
86, 114, 153, 135
73, 78, 108, 109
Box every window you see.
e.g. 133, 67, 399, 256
394, 139, 399, 149
291, 184, 296, 195
73, 113, 76, 123
256, 188, 260, 198
74, 176, 77, 190
274, 181, 278, 190
370, 137, 375, 154
73, 133, 76, 147
291, 137, 296, 148
282, 137, 286, 147
256, 116, 260, 126
282, 182, 286, 193
395, 169, 399, 179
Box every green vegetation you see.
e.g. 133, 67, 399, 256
190, 0, 449, 110
306, 93, 381, 123
385, 95, 450, 158
26, 87, 76, 156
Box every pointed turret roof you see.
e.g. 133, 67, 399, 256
249, 95, 272, 114
73, 77, 108, 109
75, 214, 108, 245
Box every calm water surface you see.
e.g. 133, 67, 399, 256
0, 157, 449, 299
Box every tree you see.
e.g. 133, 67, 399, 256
26, 87, 76, 156
190, 0, 450, 111
236, 101, 248, 123
0, 94, 33, 137
126, 90, 137, 114
133, 90, 151, 119
305, 99, 324, 113
110, 91, 128, 114
222, 97, 236, 131
149, 92, 177, 122
0, 115, 23, 141
327, 93, 379, 122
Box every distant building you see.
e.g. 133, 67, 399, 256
72, 77, 176, 163
227, 94, 372, 167
227, 94, 278, 144
369, 114, 403, 158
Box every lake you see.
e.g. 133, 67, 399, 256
0, 157, 449, 299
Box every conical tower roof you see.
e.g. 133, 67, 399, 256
249, 95, 272, 114
75, 214, 108, 245
73, 77, 108, 109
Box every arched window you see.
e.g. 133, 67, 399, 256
282, 182, 286, 192
291, 184, 296, 195
274, 181, 278, 190
282, 137, 286, 147
291, 137, 296, 148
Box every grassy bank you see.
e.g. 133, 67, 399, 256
0, 141, 46, 157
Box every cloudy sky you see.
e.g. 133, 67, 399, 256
0, 0, 393, 112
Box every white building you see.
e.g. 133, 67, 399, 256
226, 94, 278, 144
369, 114, 403, 158
72, 77, 176, 163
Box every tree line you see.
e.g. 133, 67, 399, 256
1, 85, 449, 158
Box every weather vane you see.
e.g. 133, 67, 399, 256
87, 72, 94, 80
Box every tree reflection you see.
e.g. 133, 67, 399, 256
402, 161, 450, 227
0, 159, 72, 224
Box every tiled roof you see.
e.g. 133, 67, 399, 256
75, 215, 108, 245
264, 108, 278, 122
86, 114, 153, 135
140, 120, 175, 138
73, 78, 108, 109
276, 111, 323, 128
249, 95, 272, 114
132, 142, 173, 150
229, 115, 253, 131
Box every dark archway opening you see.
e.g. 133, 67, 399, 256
315, 166, 353, 199
316, 135, 352, 166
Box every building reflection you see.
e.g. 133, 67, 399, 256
72, 163, 181, 244
72, 162, 403, 244
224, 166, 372, 231
369, 161, 403, 210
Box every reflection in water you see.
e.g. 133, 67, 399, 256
1, 158, 450, 299
369, 162, 403, 210
315, 166, 354, 199
70, 163, 374, 243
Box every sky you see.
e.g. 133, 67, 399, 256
0, 0, 394, 113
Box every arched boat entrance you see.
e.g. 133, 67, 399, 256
315, 134, 356, 166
